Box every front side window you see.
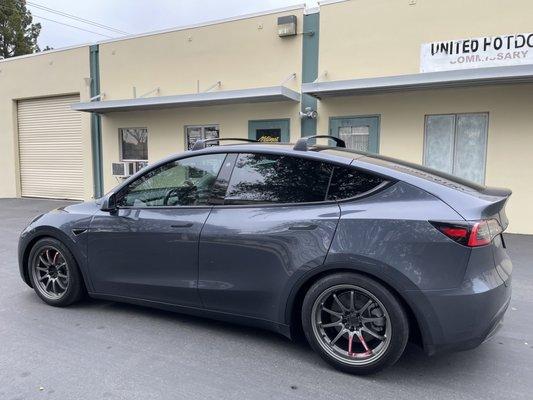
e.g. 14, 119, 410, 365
424, 113, 488, 184
120, 128, 148, 161
327, 166, 385, 200
225, 153, 332, 204
185, 125, 220, 150
116, 153, 226, 207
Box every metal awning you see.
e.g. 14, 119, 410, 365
302, 65, 533, 98
72, 86, 300, 113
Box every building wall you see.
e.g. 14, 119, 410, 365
0, 47, 93, 199
316, 83, 533, 234
98, 8, 303, 99
319, 0, 533, 80
101, 101, 301, 192
97, 7, 306, 193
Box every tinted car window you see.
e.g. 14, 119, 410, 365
225, 153, 332, 204
117, 153, 226, 207
327, 166, 385, 200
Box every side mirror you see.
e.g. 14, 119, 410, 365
100, 193, 117, 212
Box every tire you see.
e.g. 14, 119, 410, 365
28, 237, 84, 307
301, 272, 409, 375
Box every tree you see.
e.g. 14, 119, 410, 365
0, 0, 42, 59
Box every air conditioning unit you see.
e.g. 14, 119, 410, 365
112, 161, 149, 178
112, 162, 135, 178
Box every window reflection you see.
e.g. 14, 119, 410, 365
117, 154, 226, 207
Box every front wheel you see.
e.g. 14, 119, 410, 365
28, 237, 84, 307
302, 272, 409, 375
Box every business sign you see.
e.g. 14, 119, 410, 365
420, 33, 533, 72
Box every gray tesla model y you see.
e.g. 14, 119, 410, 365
18, 136, 512, 374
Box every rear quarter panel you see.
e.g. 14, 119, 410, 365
326, 181, 470, 291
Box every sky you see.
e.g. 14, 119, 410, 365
25, 0, 320, 50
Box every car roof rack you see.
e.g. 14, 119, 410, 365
293, 135, 346, 151
191, 138, 258, 151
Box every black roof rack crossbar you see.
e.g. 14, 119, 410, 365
191, 137, 258, 151
293, 135, 346, 151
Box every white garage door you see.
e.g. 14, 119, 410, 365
17, 95, 84, 200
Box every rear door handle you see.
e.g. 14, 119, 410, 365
288, 224, 318, 231
171, 223, 193, 228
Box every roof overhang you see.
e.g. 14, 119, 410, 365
302, 65, 533, 98
72, 86, 300, 113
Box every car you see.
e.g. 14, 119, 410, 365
18, 135, 512, 375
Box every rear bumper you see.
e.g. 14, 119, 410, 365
414, 275, 511, 356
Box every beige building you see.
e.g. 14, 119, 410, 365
1, 0, 532, 233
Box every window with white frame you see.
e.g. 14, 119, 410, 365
185, 125, 219, 150
119, 127, 148, 161
424, 113, 488, 184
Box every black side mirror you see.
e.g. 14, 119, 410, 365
100, 193, 117, 212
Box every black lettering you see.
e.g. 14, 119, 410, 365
527, 34, 533, 48
484, 37, 492, 51
431, 43, 438, 55
493, 37, 503, 50
515, 34, 526, 49
440, 42, 450, 54
462, 40, 471, 53
505, 35, 514, 49
471, 39, 479, 53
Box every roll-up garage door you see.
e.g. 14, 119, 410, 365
17, 94, 84, 200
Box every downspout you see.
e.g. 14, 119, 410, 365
89, 45, 103, 198
300, 10, 320, 137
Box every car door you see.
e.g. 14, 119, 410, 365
87, 152, 228, 307
198, 152, 341, 321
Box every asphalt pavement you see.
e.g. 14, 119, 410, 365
0, 198, 531, 400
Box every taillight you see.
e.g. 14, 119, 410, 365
430, 219, 503, 247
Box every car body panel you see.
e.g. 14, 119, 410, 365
87, 207, 212, 307
198, 202, 341, 321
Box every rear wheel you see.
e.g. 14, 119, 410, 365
302, 272, 409, 375
28, 238, 84, 307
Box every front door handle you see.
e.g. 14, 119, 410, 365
171, 222, 194, 228
288, 224, 318, 231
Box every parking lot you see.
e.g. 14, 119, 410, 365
0, 198, 531, 400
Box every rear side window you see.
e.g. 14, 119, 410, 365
225, 153, 332, 204
327, 166, 385, 200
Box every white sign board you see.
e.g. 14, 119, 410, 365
420, 33, 533, 72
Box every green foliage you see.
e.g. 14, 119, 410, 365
0, 0, 42, 59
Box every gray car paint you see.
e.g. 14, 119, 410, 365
18, 143, 512, 356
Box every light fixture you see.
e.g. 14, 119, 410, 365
278, 15, 297, 37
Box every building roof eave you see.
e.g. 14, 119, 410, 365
302, 64, 533, 98
72, 86, 301, 113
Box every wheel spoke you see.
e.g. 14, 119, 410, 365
330, 328, 347, 346
57, 272, 68, 279
320, 320, 342, 328
355, 330, 372, 353
362, 316, 385, 324
322, 307, 342, 318
39, 255, 51, 267
51, 280, 58, 294
361, 326, 385, 341
39, 274, 50, 282
347, 331, 354, 355
333, 294, 349, 313
56, 278, 66, 290
45, 249, 54, 266
36, 266, 48, 273
349, 290, 355, 312
357, 299, 373, 314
